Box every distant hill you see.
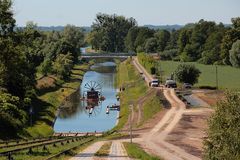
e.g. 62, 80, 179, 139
35, 26, 92, 33
143, 25, 183, 31
32, 25, 184, 32
22, 24, 230, 33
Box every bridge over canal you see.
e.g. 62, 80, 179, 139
80, 53, 136, 59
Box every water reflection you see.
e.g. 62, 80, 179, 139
54, 62, 119, 132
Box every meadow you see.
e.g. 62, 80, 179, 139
159, 61, 240, 90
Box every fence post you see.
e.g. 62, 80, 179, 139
8, 152, 12, 160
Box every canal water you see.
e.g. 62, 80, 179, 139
53, 62, 119, 132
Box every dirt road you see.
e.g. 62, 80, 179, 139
132, 57, 203, 160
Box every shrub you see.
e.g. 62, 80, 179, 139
204, 91, 240, 160
175, 64, 201, 85
159, 49, 178, 60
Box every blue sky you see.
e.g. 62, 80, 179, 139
13, 0, 240, 26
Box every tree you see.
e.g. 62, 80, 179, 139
52, 53, 74, 80
220, 17, 240, 65
198, 25, 226, 64
38, 59, 52, 76
62, 25, 84, 49
177, 28, 192, 53
125, 26, 140, 52
0, 0, 15, 37
180, 43, 199, 62
159, 49, 178, 60
90, 13, 136, 52
229, 40, 240, 68
0, 91, 26, 138
231, 17, 240, 29
204, 91, 240, 160
144, 37, 158, 53
134, 27, 154, 52
165, 29, 179, 50
0, 0, 35, 99
174, 64, 201, 85
154, 30, 170, 52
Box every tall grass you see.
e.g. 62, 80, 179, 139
141, 91, 163, 124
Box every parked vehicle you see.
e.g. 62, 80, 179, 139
149, 79, 160, 87
183, 83, 192, 89
165, 80, 177, 88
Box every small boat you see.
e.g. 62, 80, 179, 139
106, 107, 110, 114
89, 108, 93, 114
110, 104, 120, 108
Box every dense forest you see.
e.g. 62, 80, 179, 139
87, 14, 240, 67
0, 0, 85, 138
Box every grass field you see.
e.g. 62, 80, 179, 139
21, 63, 90, 138
123, 142, 161, 160
158, 61, 240, 90
114, 59, 148, 130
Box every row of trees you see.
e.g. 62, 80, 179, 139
129, 18, 240, 67
87, 13, 240, 67
0, 0, 85, 138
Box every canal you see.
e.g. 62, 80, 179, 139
54, 61, 119, 132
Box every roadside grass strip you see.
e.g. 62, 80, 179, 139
123, 142, 162, 160
94, 141, 112, 157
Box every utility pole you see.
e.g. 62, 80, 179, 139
158, 61, 162, 84
215, 65, 218, 89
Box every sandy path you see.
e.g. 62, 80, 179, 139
70, 141, 105, 160
107, 141, 131, 160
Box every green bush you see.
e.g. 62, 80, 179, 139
174, 64, 201, 85
204, 91, 240, 160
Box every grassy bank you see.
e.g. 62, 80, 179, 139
141, 91, 163, 124
21, 63, 91, 138
123, 142, 161, 160
0, 137, 96, 160
114, 59, 147, 130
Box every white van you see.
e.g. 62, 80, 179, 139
150, 79, 159, 87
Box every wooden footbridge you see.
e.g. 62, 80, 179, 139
54, 132, 104, 137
